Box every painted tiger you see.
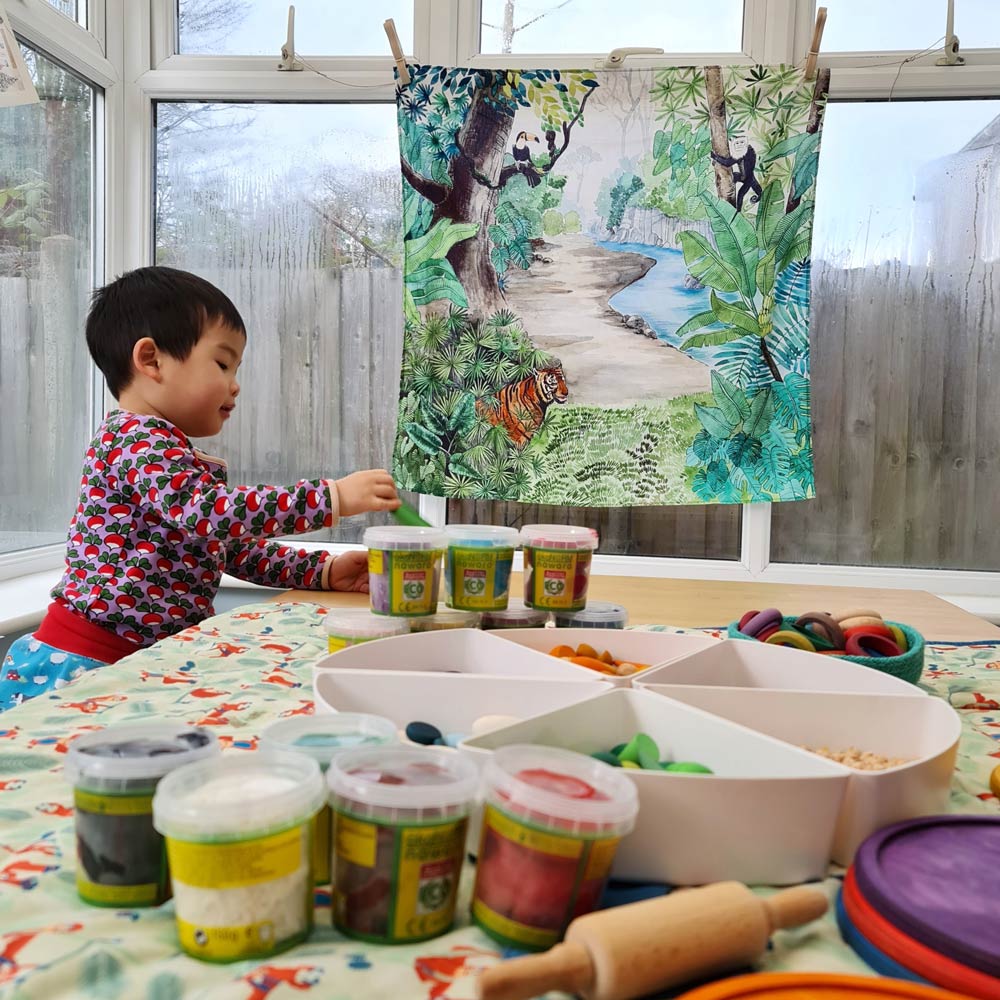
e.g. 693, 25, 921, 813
477, 366, 569, 447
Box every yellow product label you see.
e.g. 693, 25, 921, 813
313, 805, 332, 884
387, 550, 441, 615
176, 916, 308, 963
525, 549, 588, 610
483, 805, 583, 859
328, 635, 374, 653
583, 835, 622, 880
471, 897, 561, 950
446, 546, 513, 611
335, 814, 377, 868
368, 550, 384, 575
392, 819, 467, 941
76, 875, 160, 906
166, 826, 305, 890
74, 789, 153, 816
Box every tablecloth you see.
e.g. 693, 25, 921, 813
1, 601, 998, 999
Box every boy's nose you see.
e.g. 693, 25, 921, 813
231, 380, 240, 398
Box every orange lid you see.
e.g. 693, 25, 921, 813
678, 973, 972, 1000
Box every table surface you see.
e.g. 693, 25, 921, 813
275, 574, 1000, 641
2, 601, 998, 998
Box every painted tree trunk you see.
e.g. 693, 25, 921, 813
430, 85, 513, 316
787, 68, 831, 213
705, 66, 736, 206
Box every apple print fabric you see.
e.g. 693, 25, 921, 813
51, 410, 336, 649
0, 603, 996, 998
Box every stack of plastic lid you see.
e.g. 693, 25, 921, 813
835, 816, 1000, 999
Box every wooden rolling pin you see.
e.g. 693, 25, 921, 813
477, 881, 828, 1000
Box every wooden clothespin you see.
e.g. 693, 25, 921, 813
804, 5, 827, 80
384, 18, 410, 85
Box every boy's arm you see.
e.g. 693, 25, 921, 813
225, 540, 333, 590
115, 445, 339, 542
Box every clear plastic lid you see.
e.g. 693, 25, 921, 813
445, 525, 520, 549
554, 602, 629, 626
481, 599, 549, 627
152, 750, 326, 842
327, 745, 479, 820
65, 723, 219, 789
260, 713, 398, 768
408, 605, 481, 630
520, 524, 599, 551
483, 744, 638, 837
322, 608, 410, 640
363, 526, 448, 550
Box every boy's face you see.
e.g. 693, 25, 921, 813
156, 320, 245, 438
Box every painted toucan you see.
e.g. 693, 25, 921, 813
512, 131, 542, 186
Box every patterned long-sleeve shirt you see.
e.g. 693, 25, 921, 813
51, 409, 338, 649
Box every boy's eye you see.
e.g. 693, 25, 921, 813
217, 362, 229, 371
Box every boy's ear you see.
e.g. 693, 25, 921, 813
132, 337, 162, 382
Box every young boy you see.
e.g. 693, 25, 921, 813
1, 266, 399, 711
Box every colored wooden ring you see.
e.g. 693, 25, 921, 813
817, 650, 846, 656
755, 625, 781, 643
888, 624, 909, 651
832, 607, 883, 623
737, 609, 760, 632
839, 615, 887, 631
794, 611, 845, 649
765, 629, 816, 651
741, 607, 782, 637
843, 624, 895, 642
990, 764, 1000, 800
845, 633, 902, 658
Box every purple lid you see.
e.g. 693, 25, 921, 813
853, 815, 1000, 978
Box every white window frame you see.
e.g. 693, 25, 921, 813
0, 0, 118, 583
3, 0, 998, 623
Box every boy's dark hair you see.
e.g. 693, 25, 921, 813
86, 266, 246, 397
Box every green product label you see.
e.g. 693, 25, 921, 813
371, 549, 442, 616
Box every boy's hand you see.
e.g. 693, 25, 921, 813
334, 469, 400, 517
325, 550, 370, 593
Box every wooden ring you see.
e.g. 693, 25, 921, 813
765, 630, 816, 651
756, 625, 781, 643
843, 624, 894, 642
737, 609, 760, 632
887, 624, 908, 651
838, 616, 886, 631
794, 612, 845, 649
845, 633, 901, 658
742, 607, 782, 637
832, 608, 883, 624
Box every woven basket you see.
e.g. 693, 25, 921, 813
727, 617, 925, 685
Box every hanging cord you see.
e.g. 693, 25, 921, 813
294, 53, 402, 90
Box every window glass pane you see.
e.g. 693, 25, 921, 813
0, 45, 96, 556
822, 0, 1000, 52
154, 102, 411, 544
177, 1, 413, 56
770, 100, 1000, 571
447, 500, 742, 558
41, 0, 86, 28
479, 0, 744, 54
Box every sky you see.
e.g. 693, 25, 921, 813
163, 0, 1000, 267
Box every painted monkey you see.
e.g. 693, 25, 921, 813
711, 136, 762, 211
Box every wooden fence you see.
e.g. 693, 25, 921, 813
3, 252, 996, 567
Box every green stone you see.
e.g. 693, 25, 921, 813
664, 761, 714, 774
591, 751, 622, 767
618, 732, 660, 769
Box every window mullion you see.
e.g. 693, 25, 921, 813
150, 0, 177, 67
744, 0, 802, 64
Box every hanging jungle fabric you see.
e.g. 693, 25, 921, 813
392, 64, 829, 505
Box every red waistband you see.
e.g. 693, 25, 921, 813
35, 601, 139, 665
